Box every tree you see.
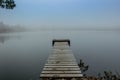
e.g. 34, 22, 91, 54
78, 59, 89, 76
0, 0, 16, 9
98, 71, 119, 80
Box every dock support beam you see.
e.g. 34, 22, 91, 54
52, 39, 70, 46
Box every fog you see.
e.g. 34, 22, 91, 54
0, 0, 120, 80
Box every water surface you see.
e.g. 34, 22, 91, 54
0, 31, 120, 80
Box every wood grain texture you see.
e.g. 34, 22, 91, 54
40, 40, 82, 78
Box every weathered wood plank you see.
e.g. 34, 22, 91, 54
49, 57, 75, 58
49, 55, 74, 57
47, 60, 76, 62
41, 71, 81, 74
44, 66, 79, 68
54, 42, 69, 46
50, 53, 74, 55
49, 56, 75, 58
47, 58, 76, 60
47, 59, 76, 62
43, 67, 80, 71
48, 57, 75, 59
48, 58, 76, 60
49, 54, 75, 56
40, 74, 83, 77
52, 52, 73, 54
53, 47, 70, 49
47, 61, 76, 64
47, 62, 77, 64
53, 46, 70, 49
48, 57, 76, 60
52, 49, 73, 52
45, 64, 78, 66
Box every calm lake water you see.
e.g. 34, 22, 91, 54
0, 31, 120, 80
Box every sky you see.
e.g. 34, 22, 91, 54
0, 0, 120, 29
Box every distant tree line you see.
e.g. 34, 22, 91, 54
0, 0, 16, 9
0, 22, 25, 33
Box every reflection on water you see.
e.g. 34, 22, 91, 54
0, 31, 120, 80
0, 35, 21, 44
0, 36, 10, 43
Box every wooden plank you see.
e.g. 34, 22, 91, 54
49, 56, 75, 57
53, 47, 69, 49
53, 49, 72, 51
48, 57, 75, 58
53, 50, 72, 52
54, 42, 69, 46
51, 53, 73, 54
47, 59, 76, 61
50, 54, 74, 55
47, 61, 77, 63
48, 57, 75, 59
50, 54, 74, 56
51, 52, 73, 56
48, 57, 76, 60
45, 64, 78, 66
49, 55, 75, 58
41, 71, 81, 74
47, 62, 77, 64
43, 68, 80, 71
51, 53, 73, 55
49, 55, 75, 56
40, 74, 83, 77
48, 59, 76, 61
50, 54, 73, 56
52, 52, 73, 54
48, 58, 76, 60
47, 58, 76, 62
53, 46, 70, 48
44, 66, 79, 68
53, 51, 72, 53
49, 56, 74, 57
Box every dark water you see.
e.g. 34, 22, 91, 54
0, 31, 120, 80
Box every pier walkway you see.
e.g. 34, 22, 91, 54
40, 39, 83, 80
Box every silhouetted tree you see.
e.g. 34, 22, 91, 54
103, 71, 120, 80
78, 59, 89, 76
98, 73, 103, 80
97, 71, 120, 80
0, 0, 16, 9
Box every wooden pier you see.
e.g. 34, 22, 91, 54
40, 39, 83, 80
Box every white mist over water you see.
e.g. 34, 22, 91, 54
0, 31, 120, 80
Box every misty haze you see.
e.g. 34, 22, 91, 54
0, 0, 120, 80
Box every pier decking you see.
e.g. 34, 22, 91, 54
40, 39, 83, 80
